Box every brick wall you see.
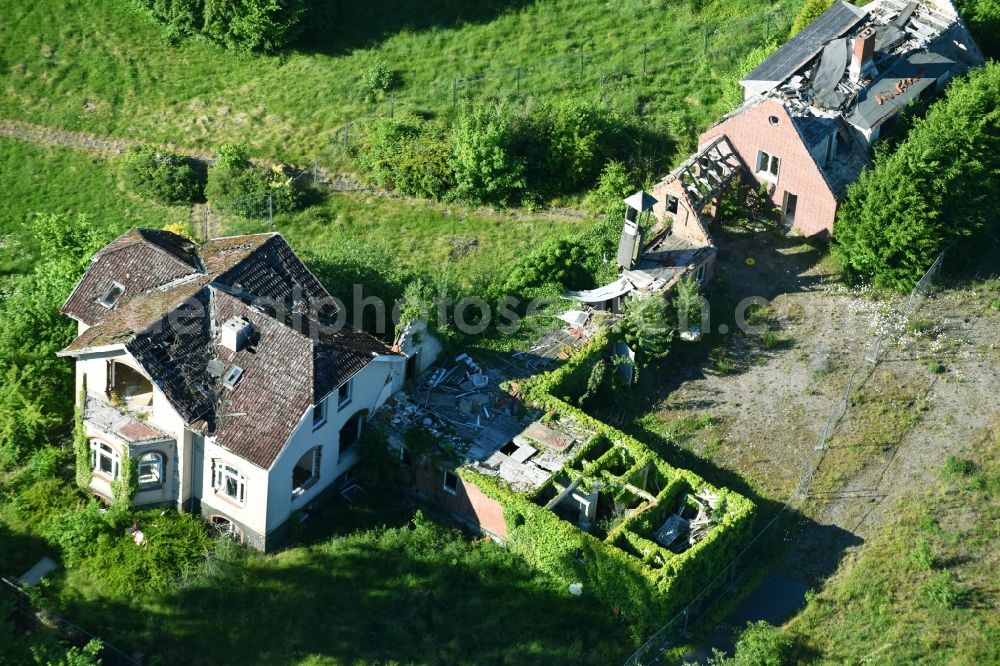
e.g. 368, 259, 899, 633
413, 462, 508, 540
699, 99, 838, 236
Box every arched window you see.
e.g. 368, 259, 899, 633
137, 451, 165, 490
214, 461, 246, 504
210, 516, 243, 541
90, 440, 120, 479
292, 446, 322, 497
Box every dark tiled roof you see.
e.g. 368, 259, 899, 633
61, 228, 394, 469
62, 237, 200, 326
742, 1, 865, 85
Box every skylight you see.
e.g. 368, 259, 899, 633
223, 365, 244, 390
98, 282, 126, 309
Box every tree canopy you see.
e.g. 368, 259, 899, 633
833, 63, 1000, 290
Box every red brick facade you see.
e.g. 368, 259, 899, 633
413, 462, 508, 540
699, 99, 838, 237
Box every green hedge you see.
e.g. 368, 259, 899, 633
457, 343, 757, 635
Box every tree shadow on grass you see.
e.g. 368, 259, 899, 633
57, 518, 633, 666
297, 0, 535, 57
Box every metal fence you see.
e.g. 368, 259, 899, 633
327, 4, 795, 149
623, 252, 947, 666
201, 166, 319, 240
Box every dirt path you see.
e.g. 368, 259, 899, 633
0, 116, 589, 216
655, 229, 999, 662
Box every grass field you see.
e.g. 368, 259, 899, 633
0, 0, 794, 164
0, 137, 183, 278
0, 135, 587, 299
787, 422, 1000, 664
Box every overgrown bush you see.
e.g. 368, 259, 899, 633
206, 142, 307, 213
352, 117, 454, 199
132, 0, 307, 53
118, 144, 202, 204
450, 100, 529, 205
789, 0, 835, 37
833, 63, 1000, 290
0, 214, 106, 464
354, 98, 660, 207
358, 60, 397, 103
954, 0, 1000, 59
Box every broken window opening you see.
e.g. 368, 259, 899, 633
98, 282, 126, 309
313, 398, 327, 429
696, 264, 706, 284
665, 195, 679, 215
292, 446, 322, 496
106, 361, 154, 411
442, 470, 459, 495
339, 411, 363, 455
755, 149, 780, 180
90, 440, 120, 479
337, 379, 353, 410
214, 461, 246, 504
137, 451, 164, 490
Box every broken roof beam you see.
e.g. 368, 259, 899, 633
545, 476, 584, 510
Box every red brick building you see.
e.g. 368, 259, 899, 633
691, 0, 982, 237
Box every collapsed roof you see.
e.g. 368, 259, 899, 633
729, 0, 983, 199
60, 229, 393, 469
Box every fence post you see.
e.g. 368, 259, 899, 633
765, 13, 770, 41
203, 207, 209, 242
452, 79, 457, 107
267, 194, 273, 227
642, 43, 648, 76
389, 94, 394, 119
703, 26, 709, 55
312, 160, 318, 185
516, 67, 521, 94
579, 52, 584, 80
344, 120, 350, 146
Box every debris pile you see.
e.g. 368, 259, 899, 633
652, 490, 720, 552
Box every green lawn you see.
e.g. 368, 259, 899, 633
0, 137, 184, 277
786, 423, 1000, 664
0, 466, 633, 665
0, 0, 793, 164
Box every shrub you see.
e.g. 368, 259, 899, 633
42, 502, 113, 567
789, 0, 835, 37
353, 117, 454, 199
731, 620, 792, 666
119, 145, 202, 204
450, 101, 528, 206
501, 236, 589, 298
133, 0, 307, 53
203, 0, 307, 54
833, 63, 1000, 290
620, 294, 673, 368
162, 221, 197, 240
206, 143, 306, 213
585, 160, 636, 221
358, 60, 397, 103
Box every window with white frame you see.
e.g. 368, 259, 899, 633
313, 398, 327, 429
292, 446, 322, 496
442, 470, 459, 495
214, 462, 246, 504
755, 150, 780, 180
337, 379, 352, 410
90, 440, 120, 479
137, 451, 164, 490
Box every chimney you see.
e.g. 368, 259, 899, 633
849, 27, 877, 82
220, 316, 252, 352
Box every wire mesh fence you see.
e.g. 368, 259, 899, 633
327, 4, 795, 150
623, 252, 948, 666
200, 164, 321, 240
